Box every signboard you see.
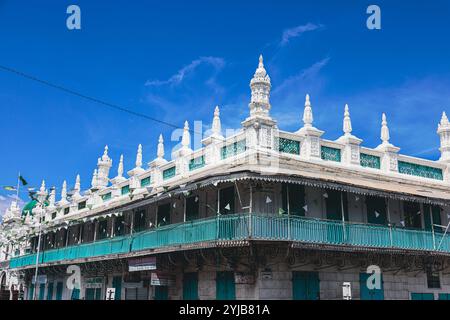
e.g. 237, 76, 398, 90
32, 275, 47, 284
85, 277, 103, 289
342, 282, 352, 300
129, 256, 157, 272
150, 272, 175, 286
235, 272, 255, 284
105, 288, 116, 300
260, 271, 273, 280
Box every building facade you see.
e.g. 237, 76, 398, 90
2, 55, 450, 300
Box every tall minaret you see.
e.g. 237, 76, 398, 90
248, 55, 272, 120
438, 112, 450, 162
96, 145, 112, 188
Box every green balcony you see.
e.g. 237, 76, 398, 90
9, 214, 450, 269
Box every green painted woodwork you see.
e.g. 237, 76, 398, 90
278, 138, 300, 155
55, 282, 63, 300
38, 283, 45, 300
140, 177, 151, 187
411, 293, 434, 300
46, 282, 54, 300
121, 185, 130, 195
163, 166, 176, 180
321, 146, 341, 162
112, 276, 122, 300
10, 213, 450, 269
360, 273, 384, 300
101, 192, 112, 201
71, 288, 80, 300
183, 272, 199, 300
221, 140, 246, 160
28, 284, 34, 300
438, 293, 450, 300
85, 288, 102, 300
360, 153, 381, 169
155, 286, 168, 300
216, 271, 235, 300
189, 156, 205, 171
292, 271, 320, 300
424, 204, 443, 232
398, 161, 443, 180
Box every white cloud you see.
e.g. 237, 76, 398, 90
280, 23, 324, 46
145, 56, 225, 87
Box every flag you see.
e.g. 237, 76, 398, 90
3, 186, 16, 191
19, 175, 28, 186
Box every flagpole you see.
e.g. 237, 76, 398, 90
16, 172, 21, 202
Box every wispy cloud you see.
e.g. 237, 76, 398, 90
145, 56, 225, 87
280, 23, 324, 46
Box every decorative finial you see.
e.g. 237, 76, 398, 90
49, 187, 56, 206
248, 54, 271, 118
117, 154, 124, 177
40, 180, 46, 193
441, 112, 449, 126
212, 106, 222, 137
74, 174, 81, 193
343, 104, 352, 135
136, 144, 143, 168
381, 113, 390, 144
157, 134, 165, 159
181, 121, 190, 148
91, 169, 98, 188
61, 180, 67, 200
302, 94, 313, 127
259, 54, 264, 67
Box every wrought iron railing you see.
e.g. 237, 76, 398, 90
9, 213, 450, 269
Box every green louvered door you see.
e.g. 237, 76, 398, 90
28, 284, 34, 300
46, 282, 54, 300
424, 205, 443, 232
359, 273, 384, 300
183, 272, 199, 300
112, 276, 122, 300
292, 271, 320, 300
71, 288, 80, 300
216, 271, 235, 300
411, 293, 434, 300
38, 284, 45, 300
154, 286, 168, 300
55, 282, 63, 300
366, 196, 387, 225
325, 191, 348, 243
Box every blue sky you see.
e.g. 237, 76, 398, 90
1, 0, 450, 215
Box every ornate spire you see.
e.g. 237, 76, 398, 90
181, 121, 191, 148
438, 111, 450, 162
91, 169, 98, 188
96, 145, 112, 188
248, 54, 271, 118
72, 174, 81, 199
380, 113, 390, 145
157, 134, 165, 159
40, 180, 46, 193
135, 144, 143, 168
117, 154, 124, 177
302, 94, 313, 127
211, 106, 222, 138
60, 180, 67, 202
49, 187, 56, 207
343, 104, 352, 135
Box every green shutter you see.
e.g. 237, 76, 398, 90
102, 192, 112, 201
71, 288, 80, 300
189, 156, 205, 171
398, 161, 443, 180
360, 153, 381, 169
28, 284, 34, 300
439, 293, 450, 300
216, 272, 235, 300
38, 283, 45, 300
278, 138, 300, 155
321, 146, 341, 162
121, 185, 130, 195
155, 286, 169, 300
85, 288, 95, 300
140, 177, 151, 187
360, 273, 384, 300
56, 282, 63, 300
292, 271, 320, 300
411, 293, 434, 300
163, 167, 176, 180
112, 276, 122, 300
183, 272, 199, 300
46, 282, 54, 300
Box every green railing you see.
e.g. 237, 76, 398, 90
9, 214, 450, 269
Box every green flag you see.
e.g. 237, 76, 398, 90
3, 186, 16, 191
19, 175, 28, 186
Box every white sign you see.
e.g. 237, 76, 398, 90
105, 288, 116, 300
342, 282, 352, 300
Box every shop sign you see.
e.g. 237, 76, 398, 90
128, 256, 157, 272
150, 272, 175, 286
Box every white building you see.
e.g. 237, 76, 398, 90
2, 55, 450, 300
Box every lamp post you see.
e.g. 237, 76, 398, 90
32, 203, 45, 301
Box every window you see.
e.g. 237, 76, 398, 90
133, 210, 147, 232
221, 140, 246, 160
157, 204, 171, 227
183, 273, 199, 300
78, 201, 86, 210
325, 190, 348, 221
424, 204, 443, 232
403, 202, 422, 229
321, 146, 341, 162
114, 215, 125, 236
219, 186, 235, 215
278, 138, 300, 155
426, 266, 441, 289
360, 153, 381, 169
140, 177, 151, 187
102, 192, 112, 201
121, 185, 130, 195
64, 207, 70, 215
51, 212, 57, 220
97, 219, 109, 240
163, 167, 176, 180
366, 196, 387, 225
185, 196, 199, 221
281, 184, 305, 216
189, 156, 205, 171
